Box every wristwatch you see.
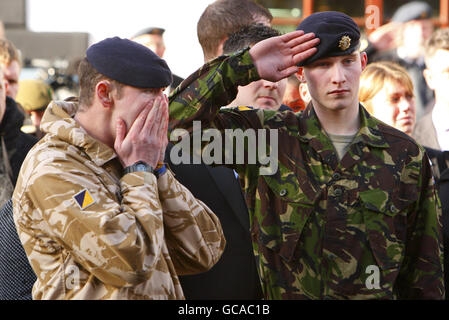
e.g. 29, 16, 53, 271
123, 161, 154, 175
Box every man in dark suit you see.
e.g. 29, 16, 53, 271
166, 145, 261, 299
166, 0, 274, 299
413, 28, 449, 152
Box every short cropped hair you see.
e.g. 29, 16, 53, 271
197, 0, 272, 61
0, 39, 21, 67
359, 61, 414, 114
425, 28, 449, 66
77, 58, 123, 108
223, 23, 280, 55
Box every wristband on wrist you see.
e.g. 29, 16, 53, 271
154, 163, 167, 178
155, 162, 165, 170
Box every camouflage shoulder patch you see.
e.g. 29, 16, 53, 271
73, 189, 96, 210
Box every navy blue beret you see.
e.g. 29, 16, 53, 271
392, 1, 432, 23
296, 11, 360, 67
86, 37, 172, 88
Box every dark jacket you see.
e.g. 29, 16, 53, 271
413, 109, 440, 151
0, 199, 36, 300
439, 167, 449, 299
0, 98, 38, 300
166, 144, 262, 299
0, 97, 38, 186
425, 147, 449, 299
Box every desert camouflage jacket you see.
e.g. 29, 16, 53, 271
12, 100, 225, 300
169, 49, 444, 299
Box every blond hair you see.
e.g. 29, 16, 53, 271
0, 38, 21, 66
359, 61, 414, 114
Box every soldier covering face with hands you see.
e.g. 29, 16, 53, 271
12, 37, 226, 300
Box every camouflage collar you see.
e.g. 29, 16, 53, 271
357, 105, 390, 149
297, 103, 390, 149
41, 101, 117, 167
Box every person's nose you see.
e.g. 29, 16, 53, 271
398, 97, 414, 114
262, 80, 279, 90
330, 64, 346, 85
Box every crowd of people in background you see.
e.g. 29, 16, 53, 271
0, 0, 448, 300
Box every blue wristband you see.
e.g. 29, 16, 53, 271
154, 164, 167, 178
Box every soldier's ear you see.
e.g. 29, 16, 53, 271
96, 80, 114, 109
360, 52, 368, 71
295, 68, 305, 82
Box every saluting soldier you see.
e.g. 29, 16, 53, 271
168, 11, 444, 299
12, 37, 225, 300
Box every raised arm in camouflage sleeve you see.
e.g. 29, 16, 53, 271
169, 48, 259, 127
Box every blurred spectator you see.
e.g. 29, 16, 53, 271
414, 28, 449, 151
0, 69, 38, 207
359, 61, 415, 135
15, 79, 53, 140
282, 75, 305, 112
131, 27, 166, 58
284, 72, 312, 112
364, 21, 399, 55
368, 1, 434, 120
197, 0, 272, 62
131, 27, 183, 92
0, 39, 22, 99
223, 24, 287, 111
359, 60, 449, 299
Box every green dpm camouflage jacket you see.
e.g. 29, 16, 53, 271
12, 100, 225, 300
168, 48, 445, 299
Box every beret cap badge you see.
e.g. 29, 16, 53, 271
338, 36, 351, 51
295, 11, 361, 66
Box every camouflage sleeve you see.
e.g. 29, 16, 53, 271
396, 150, 445, 299
15, 157, 177, 288
157, 170, 226, 275
169, 48, 260, 129
168, 48, 283, 177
